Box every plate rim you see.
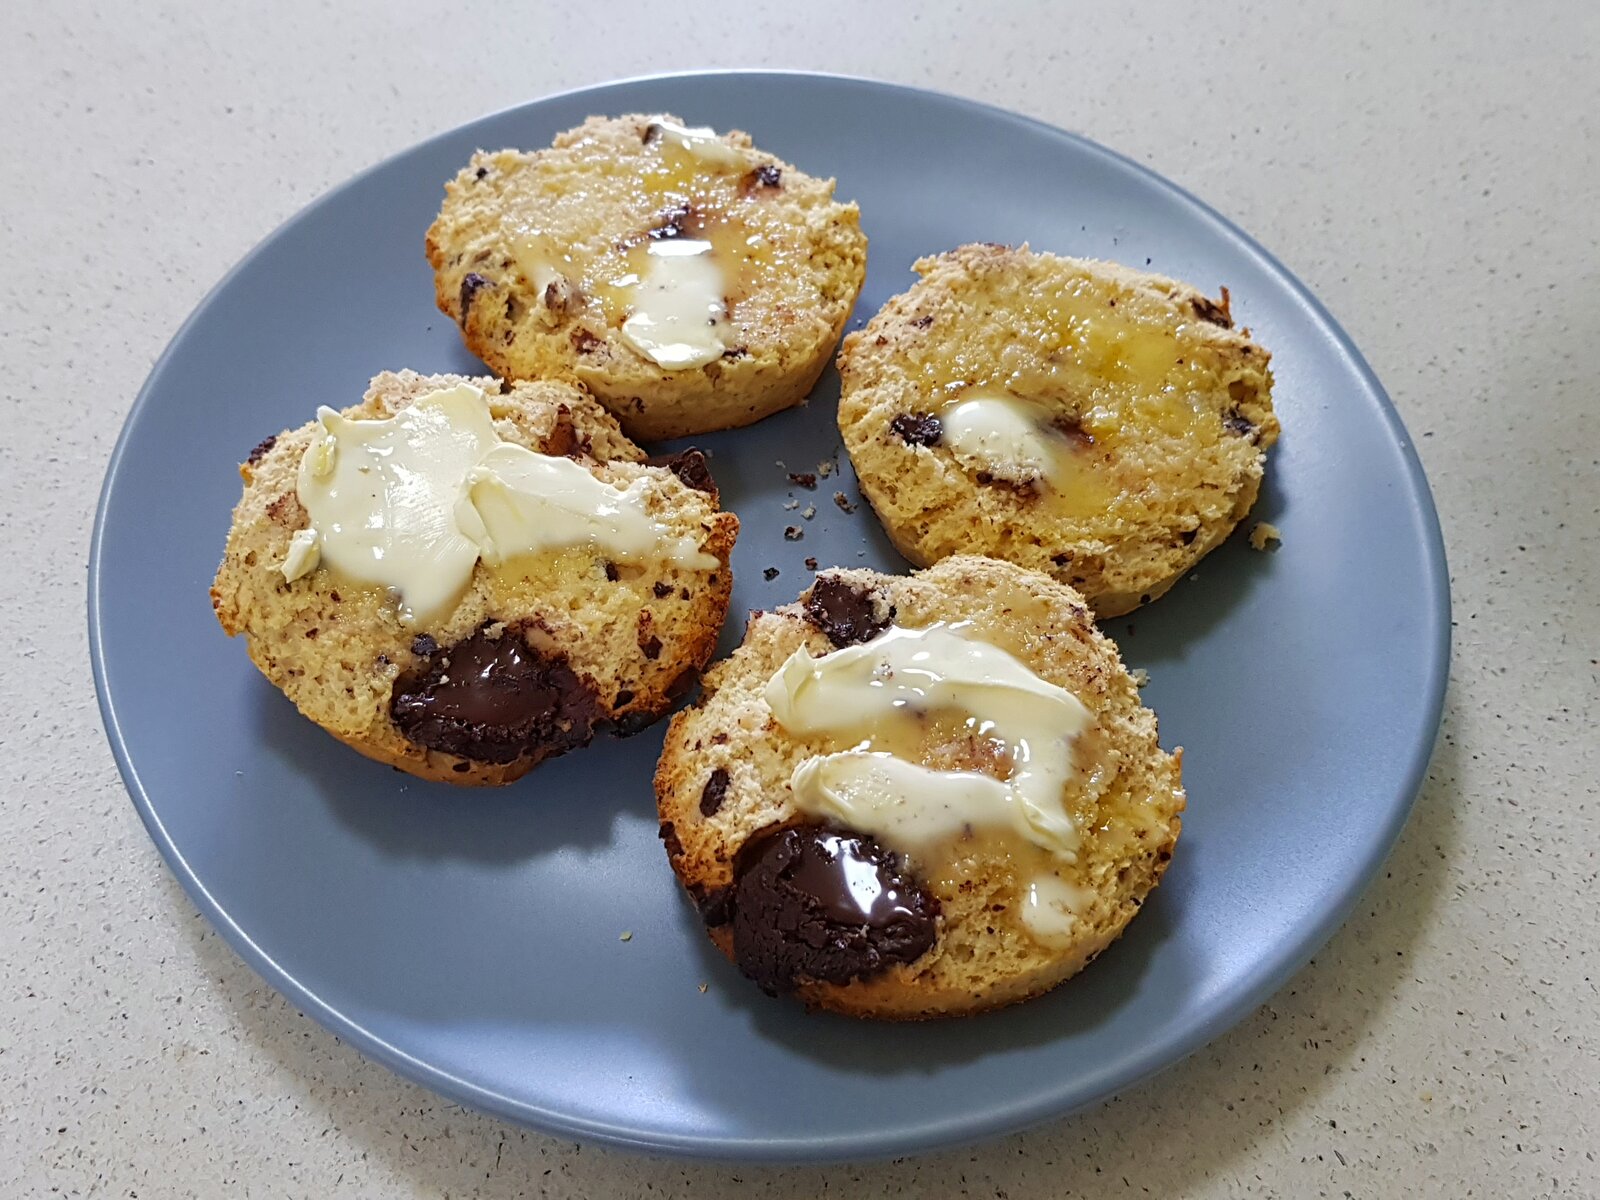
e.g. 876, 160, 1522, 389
88, 69, 1451, 1162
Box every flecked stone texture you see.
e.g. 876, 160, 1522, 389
2, 1, 1596, 1196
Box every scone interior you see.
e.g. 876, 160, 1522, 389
655, 556, 1184, 1018
836, 243, 1279, 616
427, 114, 869, 441
211, 370, 738, 786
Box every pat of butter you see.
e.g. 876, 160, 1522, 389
765, 624, 1093, 860
619, 239, 727, 370
296, 385, 497, 625
942, 393, 1053, 483
279, 528, 321, 582
467, 443, 718, 570
647, 117, 749, 170
286, 384, 718, 622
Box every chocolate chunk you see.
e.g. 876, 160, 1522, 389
390, 624, 600, 764
1179, 528, 1198, 545
410, 634, 438, 658
613, 709, 657, 737
806, 576, 893, 648
614, 688, 635, 707
804, 556, 818, 570
745, 164, 782, 192
762, 567, 780, 582
544, 405, 591, 459
650, 202, 700, 240
458, 272, 490, 316
721, 345, 749, 360
647, 448, 717, 497
890, 412, 943, 447
1049, 412, 1095, 448
659, 820, 684, 859
572, 328, 601, 354
911, 315, 934, 330
604, 561, 620, 582
653, 581, 674, 598
474, 166, 488, 180
1223, 409, 1257, 438
728, 826, 938, 995
1191, 286, 1233, 328
245, 434, 277, 466
788, 472, 817, 489
699, 767, 730, 817
640, 635, 663, 660
698, 884, 735, 927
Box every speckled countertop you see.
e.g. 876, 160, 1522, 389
4, 2, 1596, 1196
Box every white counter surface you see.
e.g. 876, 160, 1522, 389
3, 2, 1596, 1195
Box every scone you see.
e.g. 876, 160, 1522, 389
836, 244, 1279, 617
655, 556, 1184, 1019
212, 369, 738, 785
426, 113, 868, 441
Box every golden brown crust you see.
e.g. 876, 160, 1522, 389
837, 244, 1279, 617
426, 114, 868, 441
655, 556, 1184, 1018
212, 369, 738, 785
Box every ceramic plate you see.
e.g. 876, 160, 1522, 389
89, 72, 1448, 1161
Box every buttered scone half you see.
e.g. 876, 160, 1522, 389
427, 113, 868, 442
837, 244, 1279, 617
212, 370, 738, 786
655, 556, 1184, 1019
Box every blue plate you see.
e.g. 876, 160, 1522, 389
89, 72, 1448, 1161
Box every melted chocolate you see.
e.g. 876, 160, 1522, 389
806, 576, 894, 648
729, 826, 938, 995
390, 625, 600, 764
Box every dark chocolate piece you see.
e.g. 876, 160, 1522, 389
890, 412, 943, 447
390, 624, 600, 764
699, 767, 730, 817
806, 576, 893, 648
728, 826, 938, 995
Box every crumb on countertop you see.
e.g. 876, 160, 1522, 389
1130, 668, 1150, 688
783, 497, 799, 510
619, 931, 633, 942
801, 504, 816, 520
698, 982, 709, 993
1250, 522, 1282, 551
833, 491, 856, 513
817, 460, 835, 478
788, 472, 817, 489
784, 526, 803, 541
763, 567, 779, 581
804, 556, 818, 570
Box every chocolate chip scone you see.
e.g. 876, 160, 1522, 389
837, 244, 1279, 617
212, 370, 738, 786
426, 113, 868, 442
655, 556, 1185, 1019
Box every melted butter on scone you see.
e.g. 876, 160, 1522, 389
468, 442, 717, 569
939, 392, 1115, 518
643, 117, 751, 171
765, 623, 1093, 860
289, 384, 716, 623
617, 239, 728, 369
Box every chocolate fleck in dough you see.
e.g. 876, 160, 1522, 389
889, 412, 942, 446
805, 575, 894, 648
390, 624, 600, 763
729, 825, 938, 995
699, 767, 730, 817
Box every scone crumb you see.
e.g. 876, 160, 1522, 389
833, 491, 856, 514
784, 526, 803, 541
619, 931, 633, 942
1131, 668, 1151, 688
817, 460, 835, 478
783, 498, 799, 510
802, 504, 817, 520
788, 472, 818, 489
804, 557, 819, 570
1249, 522, 1282, 551
698, 982, 709, 993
